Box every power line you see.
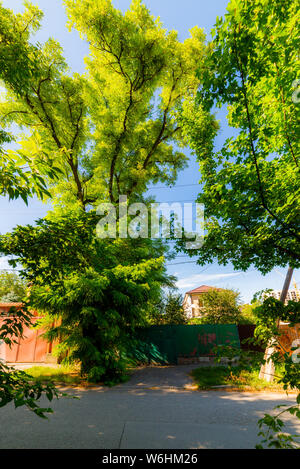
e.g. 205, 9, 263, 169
140, 197, 199, 203
152, 199, 199, 204
171, 254, 198, 258
2, 261, 199, 270
148, 183, 201, 190
1, 259, 200, 271
166, 260, 201, 266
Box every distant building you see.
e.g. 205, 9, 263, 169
266, 290, 300, 303
183, 285, 222, 318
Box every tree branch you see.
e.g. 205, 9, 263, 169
233, 27, 300, 242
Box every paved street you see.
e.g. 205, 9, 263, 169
0, 365, 299, 449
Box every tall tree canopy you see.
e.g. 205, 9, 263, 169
180, 0, 300, 273
0, 0, 211, 382
149, 290, 187, 325
1, 0, 207, 211
198, 288, 242, 325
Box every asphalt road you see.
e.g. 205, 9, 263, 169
0, 365, 299, 449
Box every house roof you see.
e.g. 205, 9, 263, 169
0, 302, 23, 307
185, 285, 222, 295
0, 303, 40, 317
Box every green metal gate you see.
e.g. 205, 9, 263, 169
129, 324, 240, 365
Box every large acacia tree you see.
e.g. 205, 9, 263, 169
0, 0, 213, 381
180, 0, 299, 273
1, 0, 207, 211
0, 3, 65, 416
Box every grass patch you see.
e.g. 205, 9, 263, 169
190, 366, 287, 392
24, 365, 82, 385
24, 365, 132, 387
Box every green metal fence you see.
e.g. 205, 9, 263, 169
129, 324, 240, 365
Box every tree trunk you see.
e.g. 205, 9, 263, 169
259, 266, 294, 382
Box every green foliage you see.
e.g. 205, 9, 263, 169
149, 291, 187, 325
178, 0, 300, 445
179, 0, 300, 273
126, 337, 165, 366
0, 306, 64, 418
239, 303, 259, 325
198, 288, 242, 324
214, 296, 300, 449
257, 406, 300, 449
0, 271, 27, 302
0, 0, 209, 211
191, 365, 285, 392
0, 0, 211, 384
0, 211, 173, 383
0, 1, 43, 93
254, 296, 300, 344
187, 317, 204, 325
164, 292, 187, 325
0, 1, 61, 203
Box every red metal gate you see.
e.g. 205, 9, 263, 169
0, 303, 52, 363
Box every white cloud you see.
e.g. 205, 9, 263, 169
0, 257, 11, 270
176, 272, 241, 290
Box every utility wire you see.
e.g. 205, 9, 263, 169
165, 260, 201, 266
2, 260, 200, 270
148, 183, 201, 190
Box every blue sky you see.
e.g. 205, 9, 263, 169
1, 0, 299, 303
